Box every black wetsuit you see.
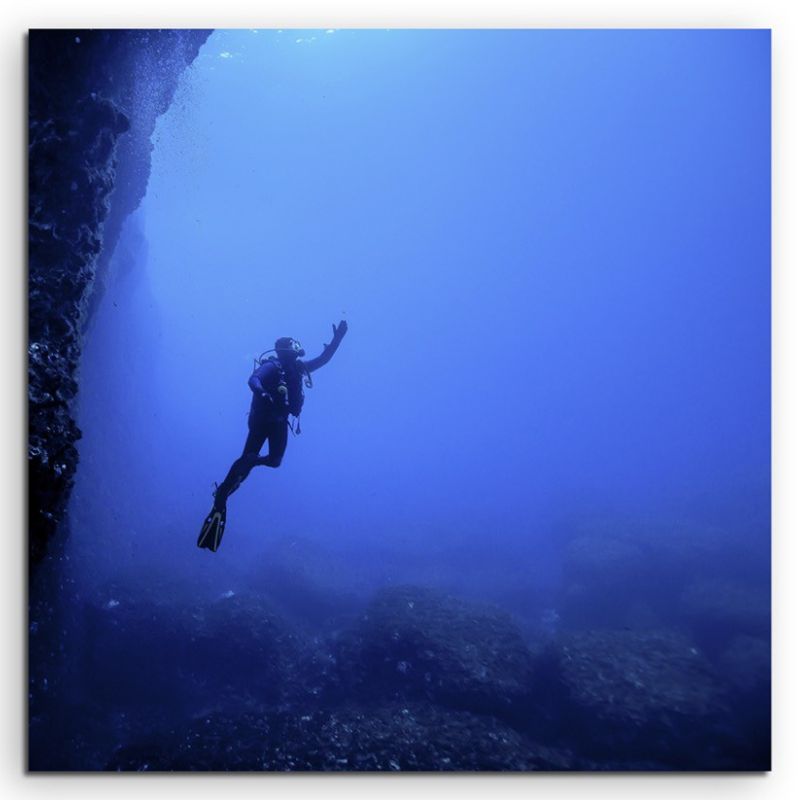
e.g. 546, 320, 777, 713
214, 340, 340, 509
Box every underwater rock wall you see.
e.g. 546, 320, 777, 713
28, 29, 211, 564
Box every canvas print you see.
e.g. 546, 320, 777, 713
28, 29, 770, 771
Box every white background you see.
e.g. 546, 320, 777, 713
2, 1, 797, 797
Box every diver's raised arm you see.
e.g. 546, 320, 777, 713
303, 320, 348, 373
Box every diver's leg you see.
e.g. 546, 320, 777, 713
214, 426, 267, 508
256, 421, 288, 468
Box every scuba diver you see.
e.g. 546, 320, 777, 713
197, 320, 348, 552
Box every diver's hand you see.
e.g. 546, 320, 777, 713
331, 320, 348, 342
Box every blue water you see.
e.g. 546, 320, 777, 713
60, 29, 770, 769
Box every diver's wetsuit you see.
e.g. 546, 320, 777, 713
214, 359, 295, 508
213, 338, 342, 510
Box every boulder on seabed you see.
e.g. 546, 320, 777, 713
330, 585, 536, 721
533, 629, 741, 768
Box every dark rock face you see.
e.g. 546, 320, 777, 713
28, 32, 211, 768
28, 29, 211, 564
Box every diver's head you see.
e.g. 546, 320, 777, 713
274, 337, 305, 364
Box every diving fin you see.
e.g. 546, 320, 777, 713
197, 505, 227, 552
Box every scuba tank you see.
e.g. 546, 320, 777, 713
255, 344, 314, 389
254, 344, 313, 433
